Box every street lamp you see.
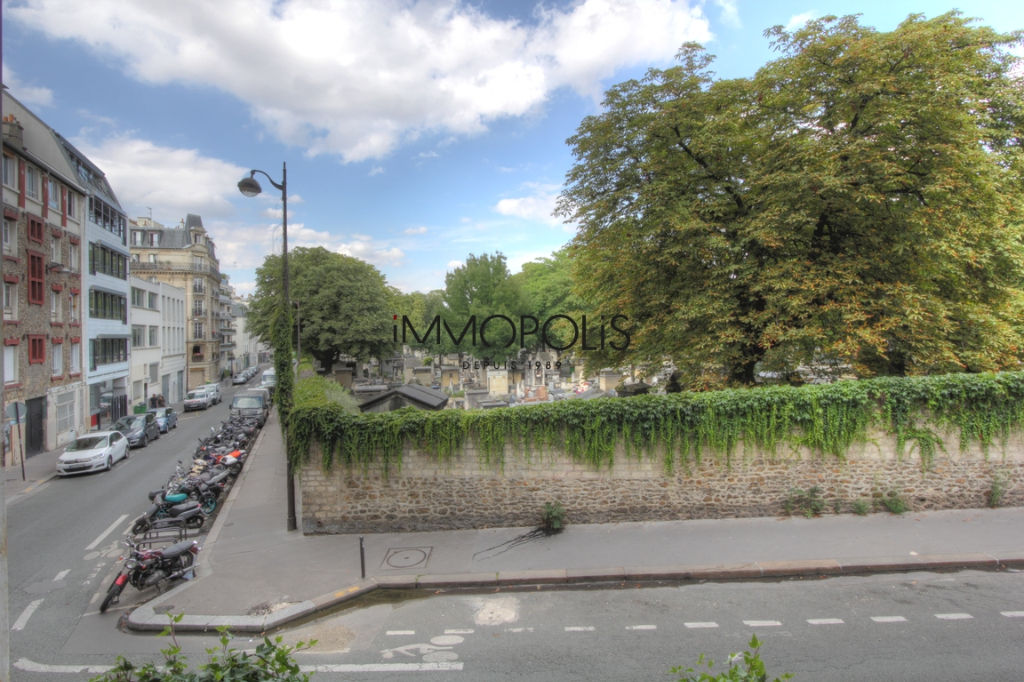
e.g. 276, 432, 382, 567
238, 162, 296, 532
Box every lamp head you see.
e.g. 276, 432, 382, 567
237, 175, 262, 198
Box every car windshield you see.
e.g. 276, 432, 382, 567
233, 397, 261, 408
150, 409, 166, 417
186, 392, 205, 399
67, 436, 106, 450
114, 417, 141, 430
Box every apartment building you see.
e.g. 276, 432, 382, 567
2, 90, 88, 458
129, 215, 224, 388
129, 275, 186, 408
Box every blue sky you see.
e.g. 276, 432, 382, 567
3, 1, 1021, 296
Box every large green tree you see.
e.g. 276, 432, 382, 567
442, 252, 526, 361
558, 12, 1024, 386
249, 247, 394, 373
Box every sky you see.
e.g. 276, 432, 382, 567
2, 0, 1021, 297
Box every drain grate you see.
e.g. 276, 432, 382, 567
383, 546, 433, 570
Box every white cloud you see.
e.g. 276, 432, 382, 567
404, 226, 428, 235
369, 166, 385, 176
7, 0, 711, 162
2, 64, 55, 108
446, 259, 464, 271
494, 183, 568, 228
712, 0, 740, 28
75, 135, 248, 221
784, 11, 819, 32
336, 235, 405, 267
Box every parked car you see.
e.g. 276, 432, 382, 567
229, 391, 269, 426
112, 413, 161, 448
184, 389, 213, 412
260, 368, 277, 389
198, 383, 222, 405
56, 431, 129, 475
147, 406, 178, 433
247, 385, 272, 408
232, 373, 248, 385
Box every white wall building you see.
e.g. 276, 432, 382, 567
129, 276, 186, 408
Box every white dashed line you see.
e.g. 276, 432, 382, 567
85, 514, 128, 551
625, 624, 657, 631
871, 616, 908, 623
12, 599, 44, 631
506, 627, 535, 633
444, 629, 474, 634
1001, 611, 1024, 618
807, 618, 845, 625
935, 613, 973, 620
304, 663, 464, 672
743, 620, 782, 627
54, 569, 70, 581
385, 630, 415, 636
684, 622, 719, 629
15, 659, 113, 674
564, 626, 595, 632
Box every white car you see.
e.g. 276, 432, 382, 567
184, 389, 213, 411
56, 431, 129, 476
198, 383, 222, 404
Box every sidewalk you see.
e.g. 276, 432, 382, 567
126, 408, 1024, 633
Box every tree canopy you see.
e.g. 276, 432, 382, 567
558, 12, 1024, 387
248, 247, 394, 373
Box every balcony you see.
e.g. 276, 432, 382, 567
132, 261, 219, 276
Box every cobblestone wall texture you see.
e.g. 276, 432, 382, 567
299, 428, 1024, 534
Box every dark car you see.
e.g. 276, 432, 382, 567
147, 407, 178, 433
229, 391, 268, 427
112, 413, 160, 448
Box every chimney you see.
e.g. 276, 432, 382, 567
2, 114, 25, 150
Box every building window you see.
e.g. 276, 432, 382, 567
88, 242, 128, 279
131, 230, 144, 246
69, 242, 80, 272
2, 218, 15, 255
51, 342, 63, 375
3, 346, 17, 384
56, 391, 75, 432
88, 290, 127, 322
149, 361, 159, 383
148, 325, 159, 346
25, 166, 40, 200
148, 292, 158, 309
193, 279, 205, 294
192, 301, 205, 317
132, 325, 145, 347
28, 215, 44, 243
68, 292, 80, 323
3, 281, 17, 320
148, 254, 157, 264
131, 287, 145, 307
70, 341, 81, 374
2, 155, 16, 189
150, 232, 160, 246
88, 196, 126, 241
50, 290, 62, 322
28, 335, 45, 364
67, 193, 76, 219
50, 234, 62, 264
193, 321, 204, 340
48, 178, 61, 211
28, 252, 44, 304
89, 337, 128, 369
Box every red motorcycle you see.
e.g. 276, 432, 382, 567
100, 537, 200, 613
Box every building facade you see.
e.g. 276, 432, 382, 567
129, 215, 223, 389
3, 91, 88, 460
129, 276, 186, 409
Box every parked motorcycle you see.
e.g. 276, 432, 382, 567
100, 537, 200, 613
131, 492, 205, 535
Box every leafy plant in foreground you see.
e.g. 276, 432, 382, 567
671, 635, 793, 681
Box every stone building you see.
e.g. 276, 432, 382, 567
128, 215, 224, 389
3, 90, 90, 459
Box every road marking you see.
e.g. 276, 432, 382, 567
1001, 611, 1024, 618
506, 627, 534, 633
743, 620, 782, 627
807, 618, 845, 625
444, 628, 474, 634
871, 616, 907, 623
12, 599, 44, 631
304, 662, 464, 672
935, 613, 973, 620
54, 569, 70, 581
684, 622, 719, 629
626, 624, 657, 631
564, 626, 595, 632
15, 659, 114, 674
85, 514, 128, 551
386, 630, 415, 636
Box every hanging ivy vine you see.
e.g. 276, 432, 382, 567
286, 371, 1024, 475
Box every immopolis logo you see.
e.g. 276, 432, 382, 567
392, 314, 631, 353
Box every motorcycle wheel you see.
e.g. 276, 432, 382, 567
185, 514, 205, 530
131, 517, 150, 535
100, 582, 124, 614
200, 495, 216, 515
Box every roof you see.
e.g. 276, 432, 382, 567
357, 384, 449, 412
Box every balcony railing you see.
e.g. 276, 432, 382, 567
131, 261, 220, 276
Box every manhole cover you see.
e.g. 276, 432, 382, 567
383, 546, 432, 570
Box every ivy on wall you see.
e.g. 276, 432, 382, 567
287, 371, 1024, 475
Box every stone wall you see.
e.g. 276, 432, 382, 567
299, 428, 1024, 534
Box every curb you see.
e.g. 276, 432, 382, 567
125, 552, 1024, 634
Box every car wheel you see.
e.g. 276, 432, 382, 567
106, 455, 113, 471
141, 434, 148, 447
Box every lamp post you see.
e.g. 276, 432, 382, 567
238, 162, 297, 531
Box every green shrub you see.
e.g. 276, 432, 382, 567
541, 501, 566, 534
987, 474, 1007, 508
784, 486, 826, 518
851, 499, 871, 516
671, 635, 792, 681
881, 492, 908, 514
